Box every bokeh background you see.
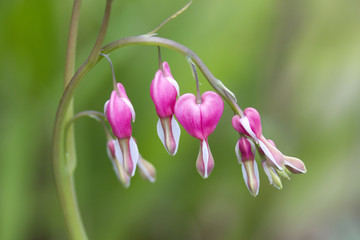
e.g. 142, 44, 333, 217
1, 0, 360, 239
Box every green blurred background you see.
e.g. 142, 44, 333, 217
1, 0, 359, 239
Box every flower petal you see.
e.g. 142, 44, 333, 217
156, 118, 166, 149
165, 76, 180, 97
137, 155, 156, 183
258, 139, 284, 170
202, 139, 209, 178
114, 138, 124, 166
129, 137, 139, 176
121, 97, 136, 122
239, 116, 258, 141
104, 100, 109, 116
241, 160, 260, 196
235, 140, 242, 164
284, 156, 307, 174
196, 139, 214, 179
171, 117, 181, 155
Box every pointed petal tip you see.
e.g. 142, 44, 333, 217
284, 156, 307, 174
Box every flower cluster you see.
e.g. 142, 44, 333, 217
104, 83, 156, 187
232, 108, 306, 196
103, 61, 306, 195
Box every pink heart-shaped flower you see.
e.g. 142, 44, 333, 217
174, 91, 223, 140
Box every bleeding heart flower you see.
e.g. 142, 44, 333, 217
175, 91, 223, 178
232, 107, 284, 170
107, 139, 157, 187
235, 137, 260, 196
105, 83, 138, 177
150, 61, 181, 156
107, 139, 131, 188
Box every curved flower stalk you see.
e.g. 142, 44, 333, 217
150, 61, 181, 155
175, 91, 224, 178
105, 83, 138, 177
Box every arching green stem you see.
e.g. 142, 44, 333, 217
53, 1, 113, 240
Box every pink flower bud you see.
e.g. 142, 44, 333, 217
175, 91, 223, 178
106, 140, 131, 188
231, 108, 262, 138
150, 62, 181, 155
235, 137, 259, 196
232, 108, 284, 170
105, 83, 138, 176
150, 61, 179, 118
105, 83, 135, 139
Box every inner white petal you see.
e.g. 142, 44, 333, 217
165, 77, 180, 97
239, 117, 258, 141
121, 98, 136, 122
129, 137, 139, 177
253, 160, 260, 196
259, 140, 282, 170
235, 140, 242, 164
171, 117, 181, 155
202, 140, 209, 178
262, 161, 273, 184
114, 139, 124, 166
156, 119, 166, 149
241, 164, 250, 193
104, 100, 109, 116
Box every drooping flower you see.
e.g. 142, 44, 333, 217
105, 83, 138, 177
107, 139, 157, 187
232, 107, 285, 170
175, 91, 224, 178
150, 61, 181, 156
235, 137, 260, 196
106, 139, 131, 188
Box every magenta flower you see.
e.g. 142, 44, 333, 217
150, 61, 181, 156
105, 83, 138, 177
175, 91, 224, 178
235, 137, 260, 196
232, 107, 284, 170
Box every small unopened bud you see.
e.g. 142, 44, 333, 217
261, 159, 283, 190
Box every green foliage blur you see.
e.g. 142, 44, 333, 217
1, 0, 359, 239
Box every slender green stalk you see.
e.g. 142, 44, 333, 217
65, 111, 112, 141
53, 0, 113, 239
61, 0, 87, 239
144, 1, 193, 36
